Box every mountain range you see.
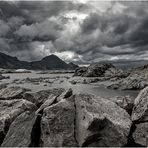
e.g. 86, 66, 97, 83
0, 52, 78, 70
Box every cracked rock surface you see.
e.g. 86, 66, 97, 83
0, 99, 37, 145
1, 85, 148, 147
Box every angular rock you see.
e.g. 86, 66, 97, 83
0, 86, 28, 100
73, 66, 87, 76
36, 94, 56, 114
115, 96, 134, 115
56, 88, 73, 102
104, 67, 126, 78
41, 99, 77, 147
0, 99, 37, 145
75, 94, 132, 147
23, 88, 64, 107
132, 86, 148, 122
133, 122, 148, 146
1, 111, 40, 147
83, 63, 114, 77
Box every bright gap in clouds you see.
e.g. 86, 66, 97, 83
35, 43, 82, 63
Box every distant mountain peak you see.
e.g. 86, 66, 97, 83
0, 52, 77, 70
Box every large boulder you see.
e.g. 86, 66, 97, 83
73, 66, 87, 76
0, 86, 28, 100
83, 63, 114, 77
131, 86, 148, 122
0, 99, 37, 145
40, 99, 77, 147
1, 111, 40, 147
74, 63, 125, 79
75, 94, 132, 147
104, 67, 126, 78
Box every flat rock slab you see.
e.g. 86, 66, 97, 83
0, 99, 37, 145
23, 88, 65, 107
1, 111, 39, 147
41, 99, 77, 147
0, 86, 28, 100
36, 94, 56, 114
132, 86, 148, 122
75, 94, 132, 147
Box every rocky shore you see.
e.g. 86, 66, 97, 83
0, 85, 147, 147
0, 62, 148, 146
74, 63, 148, 91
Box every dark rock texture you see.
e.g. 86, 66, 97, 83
74, 63, 125, 78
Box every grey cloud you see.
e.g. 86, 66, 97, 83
0, 1, 148, 66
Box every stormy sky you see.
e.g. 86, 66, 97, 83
0, 0, 148, 66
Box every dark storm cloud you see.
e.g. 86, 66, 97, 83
1, 1, 148, 65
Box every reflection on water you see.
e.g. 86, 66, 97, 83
1, 71, 139, 101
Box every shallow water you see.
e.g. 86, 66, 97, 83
1, 71, 139, 101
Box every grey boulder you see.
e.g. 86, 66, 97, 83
75, 94, 132, 147
40, 99, 77, 147
0, 99, 37, 145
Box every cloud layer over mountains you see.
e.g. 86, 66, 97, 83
0, 1, 148, 65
